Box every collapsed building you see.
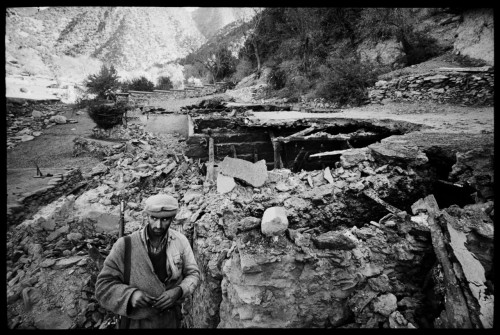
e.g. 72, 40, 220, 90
6, 98, 494, 329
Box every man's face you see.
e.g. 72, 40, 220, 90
147, 215, 173, 237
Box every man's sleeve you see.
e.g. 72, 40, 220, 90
95, 237, 138, 316
178, 235, 201, 299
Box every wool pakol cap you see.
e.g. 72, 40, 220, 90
143, 194, 178, 218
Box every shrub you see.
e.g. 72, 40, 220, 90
267, 66, 287, 90
403, 31, 443, 66
84, 64, 120, 100
314, 56, 379, 106
87, 101, 130, 130
156, 76, 173, 90
121, 76, 155, 92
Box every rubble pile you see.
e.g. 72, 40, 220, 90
7, 124, 205, 329
7, 111, 494, 329
6, 99, 79, 150
368, 67, 494, 106
183, 143, 493, 328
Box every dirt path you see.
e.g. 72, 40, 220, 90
253, 100, 494, 135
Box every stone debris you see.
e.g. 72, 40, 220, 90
368, 69, 493, 106
260, 207, 288, 236
218, 157, 268, 188
217, 173, 236, 194
323, 166, 334, 184
6, 98, 494, 329
312, 230, 359, 250
372, 293, 398, 317
49, 115, 67, 124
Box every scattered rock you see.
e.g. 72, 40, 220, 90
20, 135, 34, 142
34, 310, 73, 329
372, 293, 398, 317
49, 115, 67, 124
32, 110, 43, 118
261, 207, 288, 236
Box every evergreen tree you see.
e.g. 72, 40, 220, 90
84, 64, 120, 100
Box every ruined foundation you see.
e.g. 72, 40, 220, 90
179, 110, 493, 328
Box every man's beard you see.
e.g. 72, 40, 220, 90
148, 223, 170, 238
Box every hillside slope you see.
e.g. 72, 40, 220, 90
6, 7, 206, 75
191, 7, 255, 39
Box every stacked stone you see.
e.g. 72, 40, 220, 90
127, 85, 219, 107
368, 70, 494, 106
6, 100, 78, 150
6, 195, 119, 329
7, 169, 85, 226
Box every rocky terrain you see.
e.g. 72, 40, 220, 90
5, 6, 494, 330
6, 88, 494, 328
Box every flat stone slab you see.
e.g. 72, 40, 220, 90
218, 157, 268, 188
53, 256, 85, 270
368, 142, 428, 167
340, 148, 372, 168
217, 172, 236, 194
87, 211, 120, 234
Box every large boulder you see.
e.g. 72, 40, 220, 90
261, 207, 288, 236
49, 115, 67, 124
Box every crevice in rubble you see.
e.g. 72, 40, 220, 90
423, 147, 477, 209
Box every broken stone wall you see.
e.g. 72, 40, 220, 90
369, 70, 494, 106
127, 86, 219, 107
7, 168, 84, 226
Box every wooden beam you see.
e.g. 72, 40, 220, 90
205, 137, 216, 183
414, 195, 473, 328
363, 188, 403, 214
310, 149, 353, 158
276, 131, 378, 143
231, 145, 237, 158
187, 115, 195, 137
269, 130, 283, 169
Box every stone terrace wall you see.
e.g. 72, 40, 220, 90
7, 169, 85, 226
127, 83, 224, 107
368, 69, 494, 106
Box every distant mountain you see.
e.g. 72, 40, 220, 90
6, 7, 206, 75
191, 7, 255, 39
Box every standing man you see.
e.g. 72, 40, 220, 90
95, 194, 200, 328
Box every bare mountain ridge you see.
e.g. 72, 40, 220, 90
192, 7, 255, 39
5, 7, 255, 76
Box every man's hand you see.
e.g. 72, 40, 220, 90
152, 287, 182, 312
130, 290, 155, 308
